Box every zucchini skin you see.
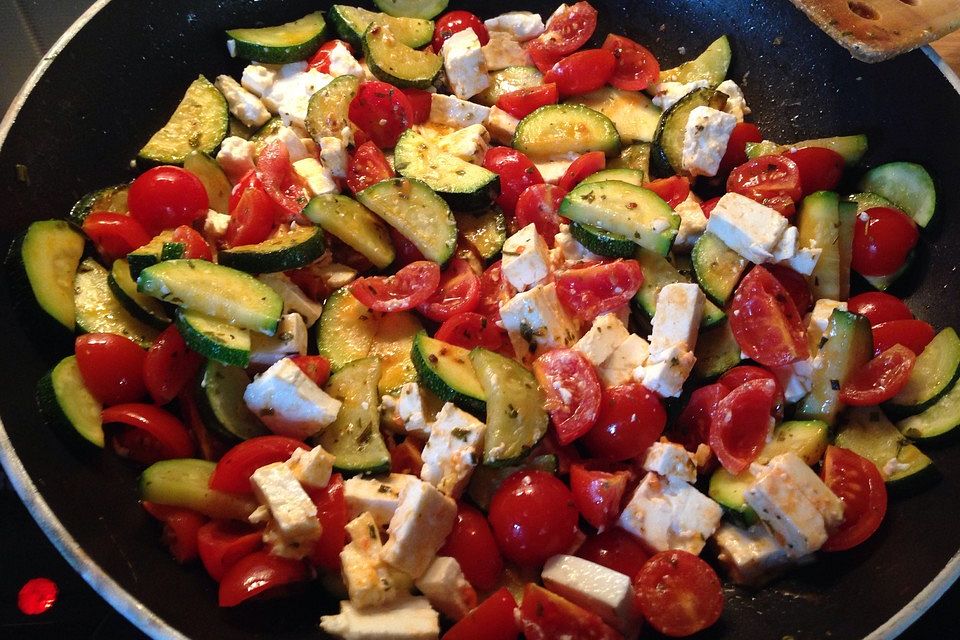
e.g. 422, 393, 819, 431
411, 333, 486, 416
218, 226, 326, 274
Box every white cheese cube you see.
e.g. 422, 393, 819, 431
673, 196, 708, 252
772, 359, 815, 403
713, 522, 791, 585
243, 358, 342, 439
575, 313, 631, 367
541, 555, 640, 635
651, 80, 709, 112
435, 124, 490, 164
681, 106, 737, 177
772, 225, 798, 263
261, 63, 333, 129
203, 210, 232, 243
716, 79, 751, 122
638, 346, 696, 398
484, 105, 520, 145
249, 313, 309, 367
320, 597, 440, 640
482, 31, 534, 70
782, 240, 822, 276
215, 74, 271, 128
808, 298, 847, 347
420, 403, 486, 499
743, 466, 828, 559
534, 158, 575, 185
483, 11, 545, 41
257, 272, 324, 327
499, 282, 580, 363
642, 442, 697, 483
241, 63, 278, 97
341, 512, 410, 609
429, 93, 491, 128
553, 223, 602, 266
267, 125, 311, 162
320, 136, 349, 178
648, 283, 705, 359
293, 158, 338, 196
381, 479, 457, 578
705, 192, 791, 264
250, 462, 321, 549
392, 382, 432, 438
502, 223, 552, 292
414, 556, 477, 621
286, 445, 335, 489
327, 41, 364, 78
619, 473, 722, 555
216, 136, 256, 184
441, 28, 490, 100
764, 452, 844, 531
344, 474, 417, 530
598, 334, 650, 387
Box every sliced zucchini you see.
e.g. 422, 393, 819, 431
304, 194, 394, 269
708, 468, 758, 527
305, 75, 360, 143
467, 454, 558, 511
16, 220, 85, 330
658, 35, 732, 86
560, 180, 679, 256
228, 117, 255, 140
757, 420, 829, 466
608, 143, 651, 177
469, 348, 548, 467
567, 87, 661, 144
456, 209, 507, 261
137, 259, 283, 335
569, 222, 635, 258
68, 184, 129, 225
746, 134, 868, 165
474, 66, 544, 106
362, 22, 442, 89
797, 191, 841, 301
198, 361, 269, 442
887, 328, 960, 417
316, 288, 381, 371
411, 332, 486, 415
368, 311, 423, 394
863, 252, 915, 292
513, 104, 621, 158
836, 407, 933, 484
139, 76, 228, 165
316, 357, 391, 475
176, 309, 252, 368
373, 0, 448, 20
693, 321, 742, 379
36, 356, 104, 448
579, 168, 645, 188
140, 459, 257, 520
858, 162, 936, 228
249, 116, 285, 155
837, 200, 857, 301
845, 191, 894, 213
898, 372, 960, 441
226, 11, 327, 64
75, 259, 159, 347
633, 249, 725, 328
108, 259, 172, 329
183, 151, 231, 213
692, 232, 747, 306
651, 87, 722, 177
328, 5, 434, 49
127, 230, 179, 279
218, 225, 326, 273
356, 178, 458, 265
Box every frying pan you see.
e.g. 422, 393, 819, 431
1, 1, 959, 638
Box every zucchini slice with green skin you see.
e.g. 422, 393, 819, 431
692, 232, 747, 306
140, 459, 257, 520
315, 357, 391, 475
75, 258, 159, 347
362, 22, 442, 89
226, 11, 326, 64
658, 35, 732, 86
693, 321, 742, 379
356, 178, 458, 265
137, 259, 283, 335
304, 194, 394, 269
36, 356, 104, 448
128, 230, 180, 279
456, 209, 506, 262
412, 332, 486, 415
795, 309, 873, 425
862, 253, 915, 292
368, 311, 423, 395
475, 66, 544, 106
176, 309, 252, 368
569, 222, 635, 258
579, 168, 645, 188
745, 134, 868, 165
198, 360, 269, 442
858, 161, 937, 228
886, 328, 960, 417
183, 151, 231, 213
567, 87, 661, 144
708, 468, 758, 527
757, 420, 829, 465
305, 75, 360, 144
328, 5, 434, 49
651, 87, 723, 177
469, 347, 548, 467
108, 259, 172, 329
609, 143, 651, 177
560, 180, 679, 256
393, 129, 499, 212
218, 225, 326, 274
796, 191, 841, 301
836, 407, 934, 484
160, 242, 187, 262
845, 191, 894, 213
249, 116, 285, 154
467, 454, 558, 511
138, 76, 228, 165
17, 220, 85, 330
68, 184, 129, 225
373, 0, 448, 19
316, 287, 381, 371
837, 200, 857, 301
513, 104, 621, 158
633, 249, 725, 328
898, 371, 960, 441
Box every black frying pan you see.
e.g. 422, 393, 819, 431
1, 1, 959, 638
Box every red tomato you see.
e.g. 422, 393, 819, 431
288, 355, 331, 387
719, 122, 763, 173
346, 141, 395, 195
543, 49, 616, 97
569, 463, 631, 530
558, 151, 606, 193
576, 527, 651, 578
700, 196, 721, 218
488, 470, 579, 567
784, 146, 845, 196
602, 34, 660, 91
170, 225, 213, 260
497, 84, 559, 120
401, 88, 433, 124
128, 166, 209, 234
533, 349, 602, 445
514, 184, 567, 247
527, 2, 599, 72
439, 503, 504, 591
717, 365, 785, 419
142, 502, 206, 564
307, 39, 354, 73
81, 212, 152, 262
197, 520, 262, 581
840, 344, 916, 406
102, 404, 195, 463
75, 334, 147, 406
349, 260, 441, 313
416, 258, 481, 321
821, 446, 887, 552
633, 550, 724, 637
645, 176, 690, 209
432, 10, 489, 52
852, 206, 919, 277
556, 259, 643, 322
218, 550, 309, 607
727, 155, 803, 217
225, 186, 275, 247
348, 81, 413, 149
674, 382, 730, 451
256, 141, 310, 221
228, 170, 264, 213
443, 587, 519, 640
209, 436, 309, 494
765, 263, 813, 313
729, 266, 809, 367
307, 474, 347, 571
143, 325, 203, 405
848, 292, 913, 326
872, 319, 935, 356
435, 312, 505, 351
709, 378, 777, 474
476, 261, 511, 321
519, 583, 620, 640
483, 147, 544, 216
384, 227, 424, 268
388, 438, 424, 476
581, 383, 666, 461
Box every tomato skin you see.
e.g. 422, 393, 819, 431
765, 263, 813, 313
171, 224, 213, 260
346, 141, 395, 195
483, 147, 544, 216
710, 378, 777, 474
570, 463, 631, 530
717, 365, 785, 419
821, 446, 887, 552
700, 196, 721, 218
255, 141, 309, 221
75, 334, 147, 406
197, 519, 263, 581
848, 292, 913, 325
719, 122, 763, 173
527, 2, 599, 72
602, 34, 660, 91
349, 261, 441, 313
349, 81, 414, 149
432, 10, 490, 52
439, 503, 504, 590
576, 527, 651, 578
401, 88, 433, 124
443, 587, 519, 640
558, 151, 606, 193
727, 155, 802, 217
488, 470, 579, 567
852, 206, 919, 277
475, 260, 512, 322
388, 438, 424, 476
497, 83, 559, 120
306, 474, 347, 571
519, 583, 620, 640
534, 349, 602, 445
645, 176, 690, 209
783, 146, 845, 196
143, 324, 203, 405
581, 383, 666, 461
556, 259, 643, 322
81, 212, 152, 262
218, 550, 309, 607
288, 355, 331, 387
633, 550, 724, 637
142, 502, 207, 564
225, 186, 276, 247
871, 319, 935, 356
514, 184, 567, 247
128, 166, 209, 234
416, 258, 481, 321
840, 344, 916, 406
101, 404, 196, 463
673, 382, 730, 451
307, 39, 353, 73
435, 312, 505, 351
729, 266, 809, 367
543, 49, 616, 97
209, 436, 310, 494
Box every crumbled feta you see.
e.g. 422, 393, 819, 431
575, 313, 631, 367
716, 79, 751, 122
499, 282, 580, 363
320, 136, 348, 178
502, 223, 552, 292
261, 62, 333, 129
648, 283, 705, 359
673, 196, 708, 252
705, 192, 791, 264
203, 210, 232, 244
420, 403, 486, 499
381, 479, 457, 579
344, 474, 417, 530
243, 358, 342, 439
651, 80, 709, 112
638, 346, 697, 398
772, 358, 815, 403
326, 41, 364, 78
782, 240, 823, 276
713, 522, 791, 585
883, 457, 912, 478
293, 157, 338, 196
249, 313, 309, 367
267, 125, 312, 162
216, 136, 256, 184
215, 74, 271, 128
772, 225, 799, 262
681, 106, 737, 177
642, 442, 697, 483
257, 272, 323, 327
441, 28, 490, 100
414, 556, 477, 621
390, 382, 432, 438
435, 124, 490, 164
598, 334, 650, 387
619, 473, 722, 555
482, 31, 534, 70
250, 462, 321, 558
286, 445, 335, 489
542, 555, 640, 635
226, 39, 237, 58
241, 63, 278, 97
484, 105, 520, 145
483, 11, 546, 41
341, 512, 410, 609
534, 157, 576, 185
320, 597, 440, 640
429, 93, 491, 128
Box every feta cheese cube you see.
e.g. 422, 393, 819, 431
712, 522, 791, 585
638, 346, 696, 398
705, 192, 791, 264
261, 63, 333, 129
250, 462, 321, 550
320, 597, 440, 640
215, 74, 271, 128
241, 63, 278, 97
764, 452, 844, 531
716, 79, 751, 122
216, 136, 256, 184
482, 31, 534, 71
293, 158, 338, 196
598, 334, 650, 387
534, 157, 576, 185
320, 136, 349, 178
642, 442, 697, 483
441, 28, 489, 100
344, 474, 417, 530
619, 473, 722, 555
243, 358, 342, 439
772, 225, 798, 262
681, 106, 737, 177
648, 283, 705, 358
575, 313, 631, 367
743, 469, 827, 559
651, 80, 709, 112
541, 555, 640, 635
286, 445, 335, 489
553, 223, 602, 266
414, 556, 477, 621
772, 359, 815, 403
483, 11, 545, 41
502, 223, 552, 292
257, 272, 323, 327
429, 93, 491, 128
341, 512, 410, 609
420, 403, 486, 498
203, 210, 232, 244
267, 125, 311, 162
435, 124, 490, 164
326, 41, 364, 78
392, 382, 432, 438
673, 196, 708, 252
499, 282, 580, 363
249, 313, 308, 367
381, 479, 457, 578
808, 298, 847, 347
484, 106, 520, 145
782, 240, 822, 276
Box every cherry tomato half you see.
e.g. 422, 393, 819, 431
346, 141, 395, 195
633, 550, 724, 637
556, 259, 643, 322
218, 550, 309, 607
717, 365, 785, 419
840, 344, 916, 406
476, 260, 511, 321
197, 520, 263, 582
349, 260, 441, 313
256, 141, 309, 221
401, 88, 433, 124
533, 349, 602, 445
416, 258, 481, 321
209, 436, 309, 494
349, 80, 414, 149
520, 583, 620, 640
871, 319, 935, 356
602, 34, 660, 91
514, 184, 567, 246
432, 10, 489, 53
729, 266, 809, 367
847, 292, 913, 326
171, 224, 213, 260
727, 155, 802, 217
569, 463, 631, 530
645, 176, 690, 209
81, 212, 151, 263
435, 312, 505, 351
443, 588, 519, 640
142, 502, 206, 564
288, 355, 331, 387
765, 263, 813, 313
576, 527, 651, 579
710, 378, 777, 474
719, 122, 763, 174
581, 383, 666, 461
102, 403, 195, 463
527, 2, 599, 72
673, 382, 730, 451
438, 503, 504, 591
557, 151, 606, 193
821, 446, 887, 552
783, 146, 845, 196
128, 166, 209, 235
543, 49, 616, 97
143, 324, 203, 405
225, 186, 275, 248
483, 147, 544, 216
75, 333, 147, 406
852, 206, 919, 277
497, 84, 559, 120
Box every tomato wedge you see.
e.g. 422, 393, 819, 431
727, 155, 802, 217
209, 436, 309, 494
871, 319, 935, 356
729, 266, 809, 367
709, 378, 777, 474
514, 184, 567, 247
75, 333, 147, 406
633, 550, 724, 637
556, 259, 643, 322
256, 141, 309, 221
821, 446, 887, 552
557, 151, 606, 193
288, 355, 331, 387
717, 365, 785, 419
171, 224, 213, 260
569, 463, 631, 530
527, 2, 599, 72
765, 263, 813, 314
197, 520, 263, 581
533, 349, 602, 445
143, 324, 204, 405
497, 84, 559, 120
435, 312, 505, 351
476, 260, 511, 321
673, 382, 730, 451
218, 550, 309, 607
719, 122, 763, 173
416, 258, 481, 321
346, 141, 395, 195
401, 88, 433, 124
519, 583, 620, 640
852, 206, 919, 277
576, 527, 651, 579
602, 34, 660, 91
644, 176, 690, 209
306, 474, 348, 571
840, 344, 916, 406
349, 261, 441, 313
543, 49, 616, 97
438, 503, 504, 591
225, 185, 275, 247
783, 146, 845, 196
443, 587, 519, 640
102, 404, 196, 463
142, 502, 207, 564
